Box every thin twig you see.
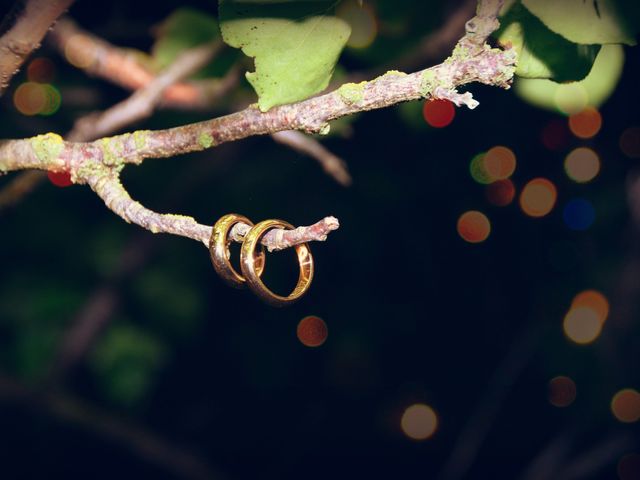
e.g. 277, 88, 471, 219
48, 17, 233, 110
88, 170, 339, 248
437, 322, 540, 480
271, 130, 351, 186
67, 40, 223, 141
0, 0, 74, 96
0, 372, 224, 480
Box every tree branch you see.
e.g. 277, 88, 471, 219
0, 371, 224, 480
0, 0, 74, 96
0, 0, 512, 245
48, 17, 234, 110
67, 40, 223, 141
271, 130, 351, 186
88, 169, 338, 248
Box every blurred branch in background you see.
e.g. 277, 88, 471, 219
0, 371, 225, 480
0, 0, 74, 96
437, 323, 542, 480
48, 17, 231, 110
66, 40, 223, 141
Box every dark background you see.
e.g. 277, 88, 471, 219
0, 1, 639, 479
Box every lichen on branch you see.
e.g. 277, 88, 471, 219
0, 0, 512, 250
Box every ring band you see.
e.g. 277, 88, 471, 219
240, 219, 314, 307
210, 213, 265, 288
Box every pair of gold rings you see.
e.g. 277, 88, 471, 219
209, 214, 314, 307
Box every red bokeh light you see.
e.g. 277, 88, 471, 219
422, 99, 455, 128
47, 171, 73, 187
297, 316, 328, 347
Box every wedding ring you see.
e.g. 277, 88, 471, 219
210, 214, 265, 288
240, 219, 314, 307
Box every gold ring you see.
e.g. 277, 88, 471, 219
210, 213, 265, 288
240, 219, 314, 307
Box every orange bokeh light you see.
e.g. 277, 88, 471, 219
564, 147, 600, 183
483, 146, 516, 181
297, 316, 328, 347
611, 389, 640, 423
563, 306, 602, 344
571, 290, 609, 324
401, 403, 438, 441
519, 178, 557, 217
568, 107, 602, 139
13, 82, 46, 115
485, 179, 516, 207
457, 211, 491, 243
548, 376, 577, 407
337, 0, 378, 49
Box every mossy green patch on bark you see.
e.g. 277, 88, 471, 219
380, 70, 407, 79
133, 130, 150, 150
30, 133, 64, 166
100, 137, 126, 166
420, 70, 438, 97
197, 132, 215, 149
338, 82, 366, 106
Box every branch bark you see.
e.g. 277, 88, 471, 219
0, 0, 512, 246
0, 0, 74, 96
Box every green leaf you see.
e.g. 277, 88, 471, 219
522, 0, 639, 46
515, 44, 625, 114
219, 0, 351, 111
497, 2, 600, 81
151, 8, 220, 72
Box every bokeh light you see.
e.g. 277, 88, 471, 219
568, 107, 602, 139
563, 306, 602, 345
564, 147, 600, 183
563, 198, 595, 231
620, 126, 640, 158
548, 376, 576, 407
337, 0, 377, 49
423, 99, 455, 128
483, 146, 516, 181
541, 118, 570, 151
611, 389, 640, 423
571, 290, 609, 324
48, 171, 73, 188
13, 82, 61, 116
400, 403, 438, 441
519, 178, 557, 218
485, 179, 516, 207
618, 453, 640, 480
554, 82, 589, 115
457, 211, 491, 243
14, 82, 46, 115
27, 57, 56, 83
297, 316, 328, 347
469, 152, 491, 184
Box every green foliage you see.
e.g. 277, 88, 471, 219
151, 7, 234, 79
90, 322, 167, 407
515, 44, 625, 114
522, 0, 639, 46
151, 8, 219, 69
219, 0, 350, 111
497, 2, 600, 81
